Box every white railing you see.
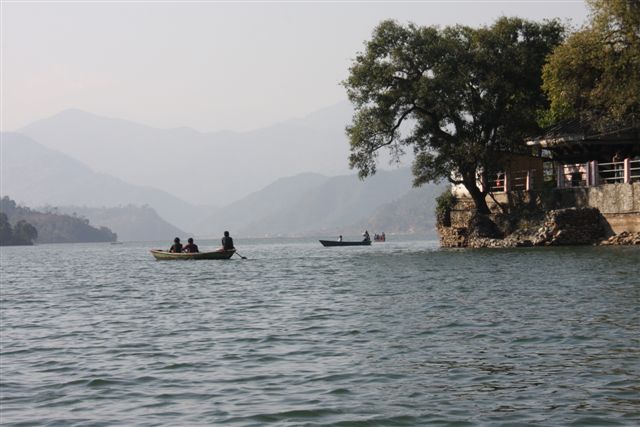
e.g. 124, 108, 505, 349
487, 170, 535, 193
598, 161, 625, 184
488, 173, 506, 193
510, 170, 532, 191
630, 159, 640, 183
483, 158, 638, 192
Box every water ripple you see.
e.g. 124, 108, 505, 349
1, 240, 639, 426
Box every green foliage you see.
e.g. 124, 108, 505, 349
0, 212, 37, 246
343, 17, 565, 213
542, 0, 640, 127
0, 213, 15, 244
13, 220, 38, 244
435, 190, 456, 227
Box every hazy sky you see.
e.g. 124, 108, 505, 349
2, 1, 589, 133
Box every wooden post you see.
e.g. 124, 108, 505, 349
525, 170, 531, 191
504, 172, 509, 192
624, 158, 631, 184
592, 161, 599, 186
557, 163, 565, 188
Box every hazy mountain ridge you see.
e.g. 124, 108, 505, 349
202, 168, 442, 238
194, 172, 330, 236
241, 169, 412, 236
54, 205, 186, 242
4, 105, 438, 241
19, 103, 355, 205
355, 184, 446, 235
0, 132, 213, 231
0, 131, 438, 241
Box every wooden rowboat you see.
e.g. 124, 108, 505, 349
319, 240, 371, 247
150, 249, 236, 260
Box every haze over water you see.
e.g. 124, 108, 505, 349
1, 239, 638, 426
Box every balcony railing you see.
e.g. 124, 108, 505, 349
480, 158, 637, 194
557, 158, 639, 188
630, 159, 640, 183
598, 161, 625, 184
487, 170, 535, 193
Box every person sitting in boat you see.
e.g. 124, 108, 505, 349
221, 231, 235, 251
363, 230, 370, 242
338, 235, 343, 242
183, 237, 199, 253
169, 237, 183, 253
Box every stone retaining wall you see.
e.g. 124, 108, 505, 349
438, 182, 640, 247
439, 207, 609, 248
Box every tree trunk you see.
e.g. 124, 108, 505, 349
462, 174, 491, 214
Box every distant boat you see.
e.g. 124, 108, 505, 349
150, 249, 236, 260
319, 240, 371, 247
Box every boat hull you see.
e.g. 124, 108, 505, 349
150, 249, 236, 260
319, 240, 371, 247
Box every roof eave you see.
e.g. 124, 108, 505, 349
525, 134, 585, 148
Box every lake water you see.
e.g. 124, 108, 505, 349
1, 238, 639, 426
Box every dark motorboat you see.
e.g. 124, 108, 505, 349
319, 239, 371, 247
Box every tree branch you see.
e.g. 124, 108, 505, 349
412, 104, 455, 141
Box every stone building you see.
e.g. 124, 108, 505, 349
525, 120, 640, 234
439, 121, 640, 247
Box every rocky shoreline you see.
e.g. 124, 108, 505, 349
600, 231, 640, 246
439, 207, 640, 248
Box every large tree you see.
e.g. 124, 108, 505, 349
542, 0, 640, 128
344, 18, 564, 213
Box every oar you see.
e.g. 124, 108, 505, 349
234, 250, 247, 260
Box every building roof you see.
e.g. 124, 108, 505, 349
525, 119, 639, 149
525, 119, 639, 163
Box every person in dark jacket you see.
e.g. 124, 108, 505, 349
169, 237, 183, 253
221, 231, 235, 251
183, 237, 199, 253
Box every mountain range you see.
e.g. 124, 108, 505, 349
1, 132, 212, 231
19, 102, 357, 206
2, 104, 441, 240
195, 168, 444, 238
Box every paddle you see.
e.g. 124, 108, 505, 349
234, 250, 247, 260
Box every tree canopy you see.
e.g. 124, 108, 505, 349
0, 213, 38, 246
343, 17, 565, 213
542, 0, 640, 128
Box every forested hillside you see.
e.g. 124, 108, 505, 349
0, 197, 117, 244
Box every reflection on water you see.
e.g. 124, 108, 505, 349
1, 239, 639, 426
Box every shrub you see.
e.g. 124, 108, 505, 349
435, 190, 456, 227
